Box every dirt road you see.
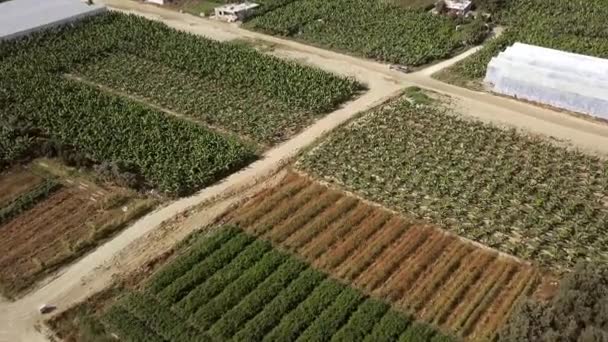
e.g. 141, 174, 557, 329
3, 1, 608, 341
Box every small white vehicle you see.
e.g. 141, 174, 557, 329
389, 64, 411, 73
39, 304, 56, 314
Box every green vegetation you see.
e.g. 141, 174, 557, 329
245, 0, 489, 66
1, 13, 358, 195
298, 96, 608, 272
96, 227, 452, 341
500, 262, 608, 342
438, 0, 608, 86
73, 49, 358, 145
0, 179, 61, 226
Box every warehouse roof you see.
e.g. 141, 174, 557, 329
0, 0, 106, 41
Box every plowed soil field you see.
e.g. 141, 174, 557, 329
0, 168, 44, 206
0, 173, 155, 298
225, 171, 542, 340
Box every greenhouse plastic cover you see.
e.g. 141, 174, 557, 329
484, 43, 608, 120
0, 0, 106, 41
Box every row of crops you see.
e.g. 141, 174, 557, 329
439, 0, 608, 85
0, 13, 358, 194
298, 97, 608, 272
101, 227, 453, 341
245, 0, 488, 66
0, 179, 61, 226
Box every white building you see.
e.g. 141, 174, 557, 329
0, 0, 106, 41
444, 0, 472, 15
214, 2, 259, 22
484, 43, 608, 120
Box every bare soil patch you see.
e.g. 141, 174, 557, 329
0, 167, 44, 207
0, 179, 155, 299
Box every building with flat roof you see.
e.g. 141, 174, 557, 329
0, 0, 106, 41
214, 2, 259, 22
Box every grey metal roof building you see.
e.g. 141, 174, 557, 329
484, 43, 608, 120
0, 0, 106, 41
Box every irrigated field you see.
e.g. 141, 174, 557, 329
437, 0, 608, 88
60, 227, 452, 342
245, 0, 488, 66
298, 96, 608, 272
225, 171, 540, 340
1, 12, 359, 195
0, 164, 156, 298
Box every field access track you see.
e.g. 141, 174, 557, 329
226, 171, 541, 340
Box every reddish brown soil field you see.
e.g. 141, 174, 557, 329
0, 181, 154, 298
226, 171, 543, 340
0, 168, 44, 206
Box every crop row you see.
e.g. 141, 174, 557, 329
441, 0, 608, 85
246, 0, 488, 66
232, 173, 539, 339
1, 12, 358, 194
0, 179, 61, 226
102, 228, 452, 341
297, 97, 608, 271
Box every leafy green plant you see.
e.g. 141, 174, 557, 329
246, 0, 489, 66
298, 97, 608, 272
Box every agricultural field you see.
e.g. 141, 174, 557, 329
51, 227, 452, 342
225, 171, 541, 340
297, 95, 608, 272
0, 161, 156, 298
245, 0, 489, 66
0, 12, 359, 195
436, 0, 608, 88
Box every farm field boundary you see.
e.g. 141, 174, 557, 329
224, 171, 543, 340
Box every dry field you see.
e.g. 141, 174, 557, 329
225, 171, 543, 340
0, 165, 156, 298
0, 167, 45, 206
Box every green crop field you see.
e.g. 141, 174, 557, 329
298, 96, 608, 272
437, 0, 608, 87
0, 13, 359, 195
245, 0, 488, 66
70, 227, 453, 341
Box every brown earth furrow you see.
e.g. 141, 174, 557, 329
375, 233, 456, 302
471, 267, 539, 340
230, 176, 311, 228
445, 260, 513, 330
283, 196, 358, 252
264, 189, 343, 244
314, 209, 392, 271
0, 200, 100, 271
336, 217, 411, 281
457, 263, 519, 337
0, 189, 82, 245
226, 171, 302, 221
0, 170, 43, 207
300, 202, 374, 261
421, 250, 496, 324
355, 226, 434, 292
405, 242, 475, 313
246, 183, 325, 236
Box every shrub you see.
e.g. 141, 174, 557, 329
500, 262, 608, 342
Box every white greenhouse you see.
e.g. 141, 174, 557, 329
484, 43, 608, 120
0, 0, 106, 41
